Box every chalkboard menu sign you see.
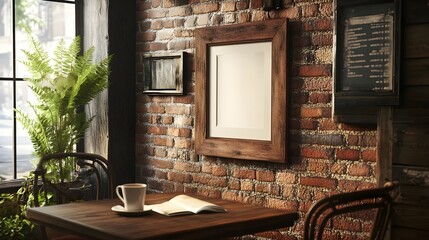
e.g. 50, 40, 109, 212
334, 0, 401, 109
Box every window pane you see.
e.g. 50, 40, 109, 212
0, 0, 13, 78
16, 81, 36, 178
16, 0, 76, 78
0, 0, 76, 181
0, 81, 13, 181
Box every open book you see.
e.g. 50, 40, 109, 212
149, 194, 226, 216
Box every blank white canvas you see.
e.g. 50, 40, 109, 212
209, 42, 272, 141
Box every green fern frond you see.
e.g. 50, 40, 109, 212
17, 32, 111, 175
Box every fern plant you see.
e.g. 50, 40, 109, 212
16, 33, 111, 182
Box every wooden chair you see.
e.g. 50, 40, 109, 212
32, 152, 115, 240
303, 182, 398, 240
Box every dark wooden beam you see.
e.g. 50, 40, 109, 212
108, 0, 136, 184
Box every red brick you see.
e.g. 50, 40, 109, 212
302, 4, 319, 17
320, 3, 333, 16
192, 3, 219, 14
228, 179, 240, 190
165, 105, 191, 115
168, 6, 192, 17
301, 146, 334, 159
256, 170, 275, 182
154, 147, 167, 157
174, 161, 200, 172
222, 191, 243, 202
307, 160, 328, 172
241, 181, 254, 191
277, 172, 296, 184
174, 138, 192, 148
336, 148, 360, 161
212, 165, 227, 176
221, 2, 235, 12
338, 180, 376, 192
267, 198, 298, 211
148, 96, 170, 103
296, 119, 318, 130
237, 12, 250, 23
168, 171, 192, 183
299, 64, 332, 77
270, 184, 280, 195
250, 0, 262, 9
362, 150, 376, 162
309, 92, 331, 104
333, 218, 362, 231
255, 183, 269, 193
348, 164, 371, 177
232, 169, 256, 179
148, 42, 168, 51
304, 78, 332, 91
153, 136, 174, 147
150, 19, 163, 30
150, 159, 173, 169
255, 230, 285, 239
300, 177, 336, 189
311, 33, 333, 46
147, 104, 165, 114
297, 187, 311, 200
150, 0, 161, 8
301, 107, 331, 118
236, 1, 249, 10
319, 120, 338, 131
282, 185, 294, 197
163, 0, 175, 8
167, 127, 192, 137
193, 175, 227, 187
303, 19, 333, 31
331, 163, 345, 174
272, 7, 301, 19
154, 169, 167, 180
146, 9, 168, 19
147, 126, 167, 135
172, 95, 194, 104
201, 163, 211, 173
162, 116, 174, 124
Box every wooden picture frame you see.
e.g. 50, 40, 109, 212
195, 19, 288, 163
142, 52, 184, 95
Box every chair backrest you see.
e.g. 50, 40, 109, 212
33, 152, 115, 207
303, 182, 397, 240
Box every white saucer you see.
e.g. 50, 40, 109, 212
111, 205, 152, 216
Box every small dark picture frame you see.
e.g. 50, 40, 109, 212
142, 52, 184, 95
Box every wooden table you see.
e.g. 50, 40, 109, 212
27, 193, 299, 240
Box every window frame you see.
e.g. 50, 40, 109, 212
0, 0, 81, 189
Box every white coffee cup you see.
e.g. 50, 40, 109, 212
115, 183, 147, 211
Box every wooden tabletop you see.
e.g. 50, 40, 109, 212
26, 193, 299, 240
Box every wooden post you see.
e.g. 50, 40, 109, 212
377, 106, 393, 186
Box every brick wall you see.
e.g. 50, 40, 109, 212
135, 0, 378, 239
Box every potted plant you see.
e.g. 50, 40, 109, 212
17, 32, 110, 180
0, 32, 111, 239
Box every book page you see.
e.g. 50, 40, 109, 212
170, 195, 225, 213
149, 195, 226, 216
150, 200, 192, 216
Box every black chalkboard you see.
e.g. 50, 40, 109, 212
333, 0, 401, 123
340, 2, 395, 92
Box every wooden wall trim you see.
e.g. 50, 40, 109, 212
377, 106, 393, 186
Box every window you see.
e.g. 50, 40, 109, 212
0, 0, 76, 181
